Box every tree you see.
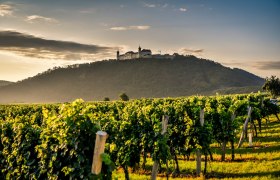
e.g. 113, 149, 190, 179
103, 97, 110, 101
119, 93, 129, 101
262, 76, 280, 98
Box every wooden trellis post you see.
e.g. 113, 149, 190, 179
248, 132, 253, 147
231, 113, 236, 161
237, 107, 253, 148
196, 109, 204, 176
91, 131, 108, 175
151, 115, 169, 180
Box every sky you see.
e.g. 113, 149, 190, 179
0, 0, 279, 82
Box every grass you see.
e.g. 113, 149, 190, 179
112, 115, 280, 179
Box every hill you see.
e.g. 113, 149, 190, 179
0, 55, 264, 103
0, 80, 13, 87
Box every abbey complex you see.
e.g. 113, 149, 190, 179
117, 46, 175, 60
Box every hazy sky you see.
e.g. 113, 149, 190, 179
0, 0, 279, 81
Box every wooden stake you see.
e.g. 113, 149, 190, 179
200, 109, 204, 126
151, 162, 159, 180
151, 115, 169, 180
196, 109, 204, 176
161, 115, 169, 135
248, 132, 253, 147
196, 149, 201, 175
231, 113, 236, 161
91, 131, 108, 175
237, 107, 252, 148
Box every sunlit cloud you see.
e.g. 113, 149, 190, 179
252, 61, 280, 70
222, 62, 245, 67
130, 26, 150, 30
25, 15, 58, 23
179, 8, 187, 12
179, 48, 204, 55
110, 25, 150, 31
110, 26, 127, 31
0, 31, 117, 60
0, 4, 13, 16
222, 61, 280, 71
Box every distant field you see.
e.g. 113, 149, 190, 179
113, 116, 280, 179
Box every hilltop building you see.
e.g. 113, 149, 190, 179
116, 46, 175, 60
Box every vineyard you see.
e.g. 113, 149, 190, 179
0, 93, 280, 179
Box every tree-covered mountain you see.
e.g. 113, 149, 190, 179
0, 55, 264, 103
0, 80, 13, 87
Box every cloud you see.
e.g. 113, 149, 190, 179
143, 3, 168, 9
162, 4, 168, 8
179, 48, 204, 55
25, 15, 58, 23
0, 4, 13, 16
79, 8, 96, 14
222, 62, 245, 67
110, 26, 127, 31
144, 3, 156, 8
110, 25, 150, 31
130, 26, 150, 30
179, 8, 187, 12
222, 61, 280, 71
0, 31, 116, 60
252, 61, 280, 70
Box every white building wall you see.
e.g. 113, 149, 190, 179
117, 48, 175, 60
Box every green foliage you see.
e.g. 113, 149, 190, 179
262, 75, 280, 98
36, 99, 99, 179
0, 93, 277, 179
0, 116, 41, 179
103, 97, 110, 101
119, 93, 129, 101
101, 153, 115, 179
116, 118, 280, 179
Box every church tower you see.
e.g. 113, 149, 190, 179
138, 46, 141, 58
116, 50, 120, 60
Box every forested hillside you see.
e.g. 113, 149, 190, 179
0, 55, 264, 103
0, 80, 13, 87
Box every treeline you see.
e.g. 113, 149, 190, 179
0, 93, 279, 179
